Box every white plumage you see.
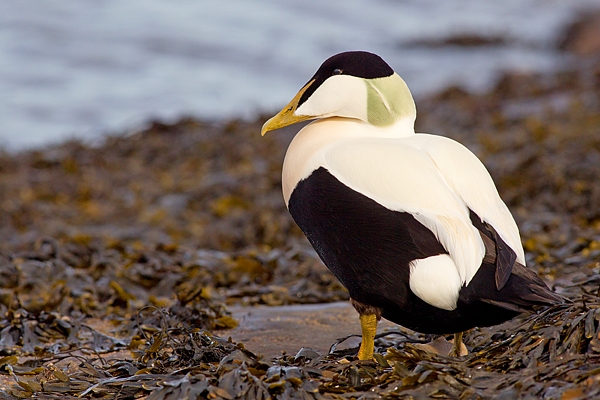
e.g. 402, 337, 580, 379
409, 254, 462, 311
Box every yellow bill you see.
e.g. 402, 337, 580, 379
261, 79, 316, 136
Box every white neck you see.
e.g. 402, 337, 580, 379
368, 115, 416, 138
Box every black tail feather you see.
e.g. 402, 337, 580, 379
479, 262, 566, 313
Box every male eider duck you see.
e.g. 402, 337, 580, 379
261, 51, 562, 360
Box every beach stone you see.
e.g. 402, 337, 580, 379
559, 11, 600, 57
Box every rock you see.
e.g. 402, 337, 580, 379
403, 34, 507, 48
559, 10, 600, 57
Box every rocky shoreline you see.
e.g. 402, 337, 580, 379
1, 19, 600, 398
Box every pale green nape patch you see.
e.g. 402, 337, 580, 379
365, 73, 416, 126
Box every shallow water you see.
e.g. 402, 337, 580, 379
1, 0, 598, 150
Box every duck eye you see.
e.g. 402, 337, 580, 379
332, 69, 343, 76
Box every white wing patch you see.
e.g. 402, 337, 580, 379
409, 255, 462, 310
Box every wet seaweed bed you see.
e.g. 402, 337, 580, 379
1, 58, 600, 398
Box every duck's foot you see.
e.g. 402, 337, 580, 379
357, 314, 378, 360
449, 332, 468, 357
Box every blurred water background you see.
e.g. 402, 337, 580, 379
1, 0, 599, 150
